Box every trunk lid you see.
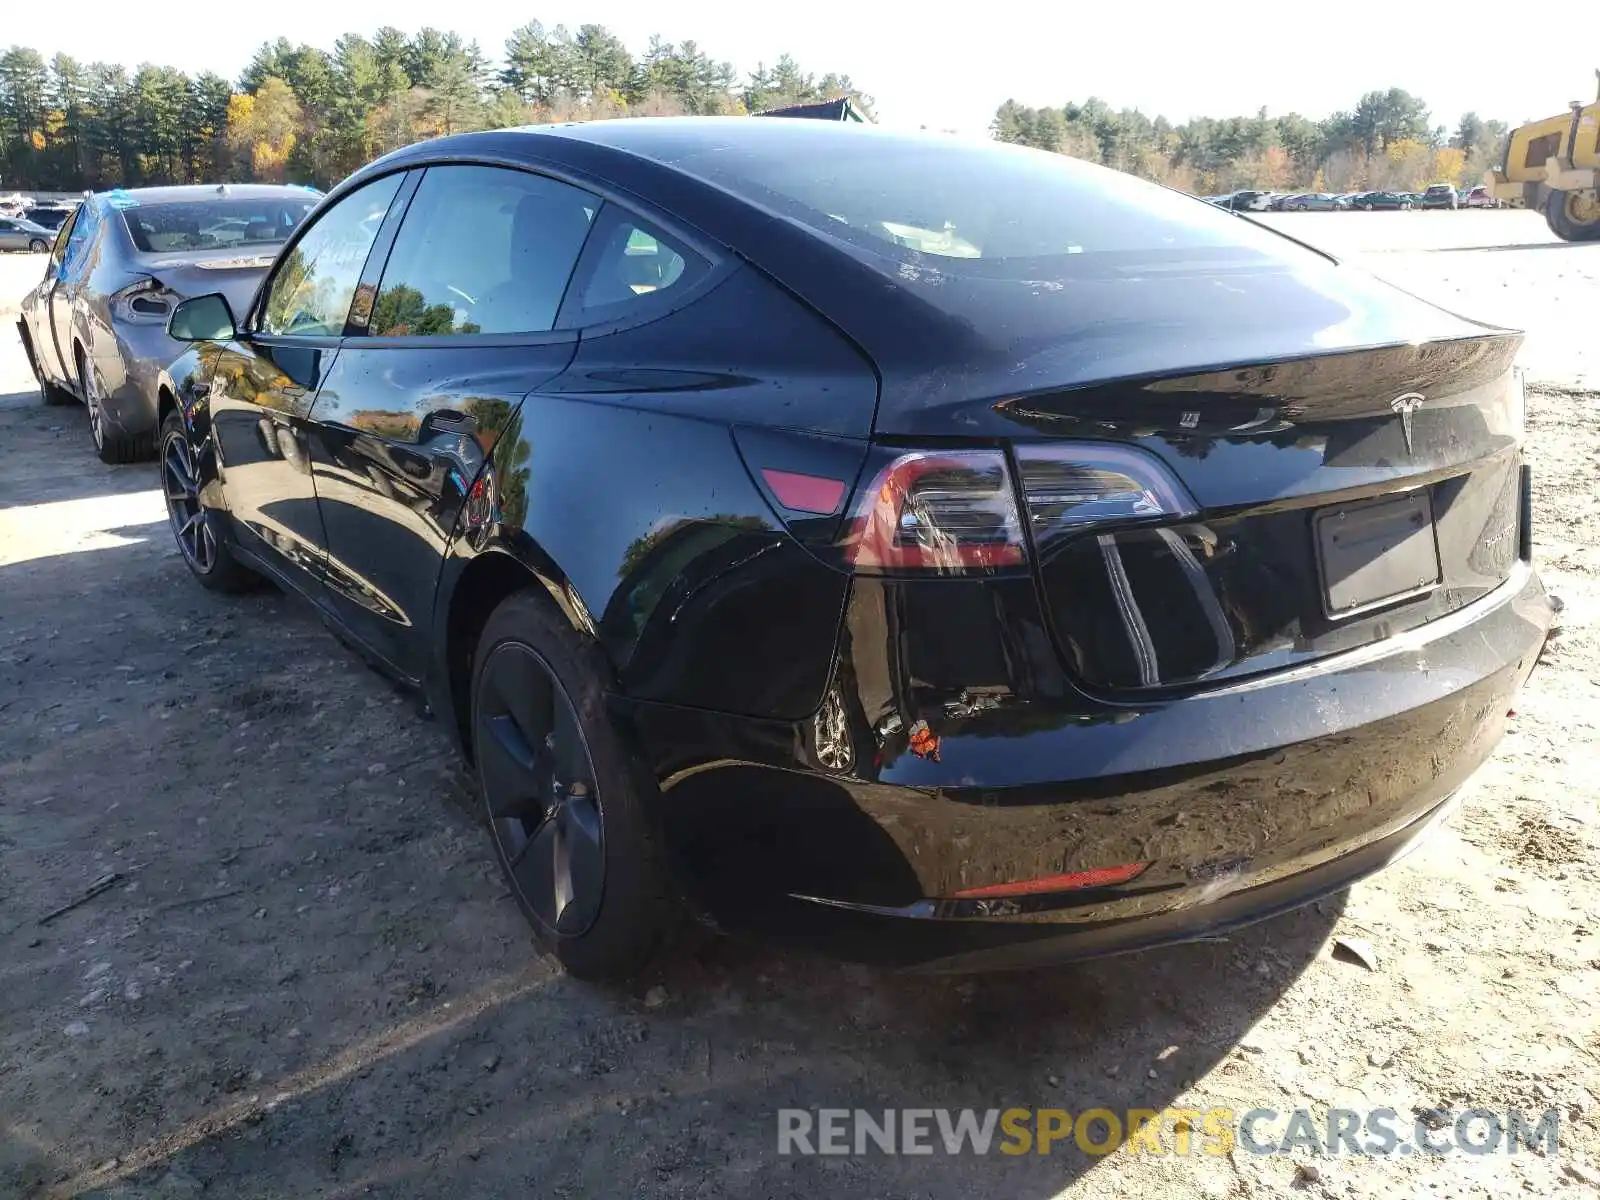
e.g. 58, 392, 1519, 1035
138, 250, 274, 323
1001, 331, 1526, 692
845, 246, 1526, 693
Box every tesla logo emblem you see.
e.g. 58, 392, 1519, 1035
1391, 393, 1425, 455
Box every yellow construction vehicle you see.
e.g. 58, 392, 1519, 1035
1485, 73, 1600, 241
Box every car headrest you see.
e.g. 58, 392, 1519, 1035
509, 193, 592, 271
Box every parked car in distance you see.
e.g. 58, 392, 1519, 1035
1223, 190, 1275, 212
1463, 185, 1499, 209
1280, 192, 1346, 211
1420, 183, 1459, 210
25, 204, 76, 231
155, 118, 1549, 980
1351, 191, 1414, 210
0, 215, 56, 252
17, 184, 318, 462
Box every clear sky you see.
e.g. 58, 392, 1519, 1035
26, 1, 1600, 135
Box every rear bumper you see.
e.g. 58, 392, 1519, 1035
627, 563, 1550, 971
759, 787, 1464, 974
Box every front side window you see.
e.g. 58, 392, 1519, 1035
260, 174, 403, 337
369, 165, 597, 337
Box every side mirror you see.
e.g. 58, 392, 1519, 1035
168, 293, 236, 343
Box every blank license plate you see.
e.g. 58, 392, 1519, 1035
1314, 491, 1441, 618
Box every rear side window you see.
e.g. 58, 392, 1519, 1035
567, 209, 709, 323
369, 165, 597, 337
260, 174, 402, 337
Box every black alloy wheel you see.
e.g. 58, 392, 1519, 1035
471, 590, 679, 980
163, 424, 217, 574
158, 410, 256, 591
476, 640, 607, 940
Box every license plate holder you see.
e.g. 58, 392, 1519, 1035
1314, 491, 1441, 619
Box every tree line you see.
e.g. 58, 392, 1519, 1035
0, 25, 867, 191
992, 90, 1510, 193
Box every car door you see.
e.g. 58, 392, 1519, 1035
0, 219, 23, 251
305, 164, 601, 679
206, 172, 406, 600
46, 202, 97, 382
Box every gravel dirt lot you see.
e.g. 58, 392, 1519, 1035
2, 214, 1598, 1199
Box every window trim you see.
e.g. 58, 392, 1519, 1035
246, 167, 413, 343
47, 207, 79, 267
332, 154, 728, 345
554, 201, 720, 336
341, 169, 422, 338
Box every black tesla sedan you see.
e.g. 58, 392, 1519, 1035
155, 119, 1550, 979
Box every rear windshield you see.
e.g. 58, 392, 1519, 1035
644, 127, 1316, 274
121, 196, 317, 254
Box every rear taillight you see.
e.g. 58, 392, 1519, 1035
111, 278, 176, 326
739, 428, 1198, 576
840, 449, 1025, 574
1015, 442, 1197, 554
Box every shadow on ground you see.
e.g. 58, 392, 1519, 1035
0, 408, 1344, 1198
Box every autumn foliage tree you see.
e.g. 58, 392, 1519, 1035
0, 24, 866, 190
993, 89, 1511, 194
225, 77, 300, 182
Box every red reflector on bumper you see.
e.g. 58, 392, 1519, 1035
761, 469, 847, 515
951, 861, 1148, 899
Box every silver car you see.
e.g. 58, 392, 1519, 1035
0, 215, 56, 252
17, 184, 319, 462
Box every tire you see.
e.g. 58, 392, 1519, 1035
1544, 188, 1600, 243
158, 410, 258, 592
28, 238, 48, 252
17, 323, 72, 405
79, 347, 152, 464
471, 589, 680, 981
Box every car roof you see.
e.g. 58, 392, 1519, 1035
362, 116, 1018, 180
93, 184, 317, 206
